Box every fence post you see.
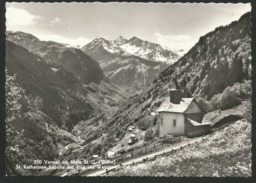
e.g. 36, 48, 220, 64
106, 169, 108, 175
133, 161, 135, 166
120, 163, 122, 169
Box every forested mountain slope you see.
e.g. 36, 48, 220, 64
71, 12, 251, 161
156, 12, 251, 101
5, 41, 128, 175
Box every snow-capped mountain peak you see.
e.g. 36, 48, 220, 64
82, 36, 180, 64
120, 37, 180, 64
112, 36, 128, 46
82, 36, 124, 55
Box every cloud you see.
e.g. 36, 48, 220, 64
154, 31, 194, 55
50, 17, 60, 25
36, 34, 91, 48
155, 32, 191, 42
6, 7, 42, 26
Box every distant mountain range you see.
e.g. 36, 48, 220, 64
7, 32, 180, 94
82, 36, 179, 64
82, 36, 180, 93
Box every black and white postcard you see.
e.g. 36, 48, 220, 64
4, 2, 252, 177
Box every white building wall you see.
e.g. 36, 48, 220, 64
159, 112, 185, 137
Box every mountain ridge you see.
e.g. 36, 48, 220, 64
82, 36, 178, 93
6, 31, 107, 85
82, 35, 179, 64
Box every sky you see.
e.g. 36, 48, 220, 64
6, 2, 251, 53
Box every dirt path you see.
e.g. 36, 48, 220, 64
86, 135, 209, 176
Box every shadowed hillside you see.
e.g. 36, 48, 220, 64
5, 41, 128, 176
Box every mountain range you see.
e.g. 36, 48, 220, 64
82, 36, 179, 64
82, 36, 179, 93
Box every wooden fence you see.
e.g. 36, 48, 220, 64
110, 136, 185, 163
99, 128, 225, 176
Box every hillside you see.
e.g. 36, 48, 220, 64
155, 12, 251, 102
70, 12, 251, 165
110, 117, 251, 176
82, 36, 177, 93
102, 55, 169, 94
5, 41, 128, 176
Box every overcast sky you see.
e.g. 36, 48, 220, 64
6, 2, 251, 52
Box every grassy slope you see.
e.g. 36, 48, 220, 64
110, 118, 251, 177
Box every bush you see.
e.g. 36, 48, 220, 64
144, 128, 153, 141
209, 81, 251, 111
137, 116, 152, 131
90, 143, 102, 155
220, 89, 241, 110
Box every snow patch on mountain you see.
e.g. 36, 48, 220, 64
103, 42, 123, 54
120, 44, 141, 55
111, 36, 128, 46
